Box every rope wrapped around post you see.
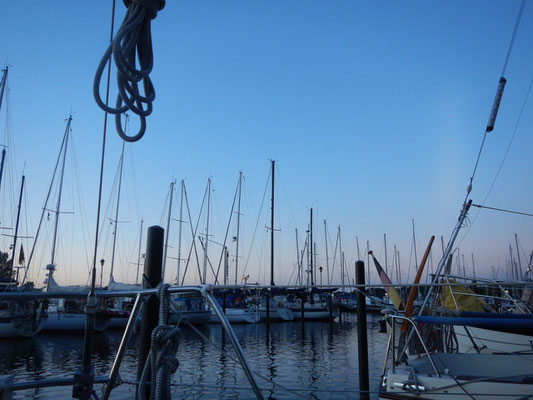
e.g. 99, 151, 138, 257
137, 284, 180, 400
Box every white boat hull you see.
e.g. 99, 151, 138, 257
455, 325, 533, 354
291, 306, 338, 320
380, 353, 533, 399
209, 308, 260, 324
259, 307, 294, 321
42, 312, 110, 332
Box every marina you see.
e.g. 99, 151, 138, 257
1, 0, 533, 399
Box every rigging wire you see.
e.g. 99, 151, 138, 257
465, 0, 526, 200
93, 0, 165, 142
471, 203, 533, 218
455, 75, 533, 249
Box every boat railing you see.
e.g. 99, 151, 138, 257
442, 274, 531, 314
383, 313, 441, 378
0, 284, 264, 400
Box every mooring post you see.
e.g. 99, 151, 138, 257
136, 225, 164, 399
356, 260, 369, 399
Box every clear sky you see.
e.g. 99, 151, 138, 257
1, 1, 532, 287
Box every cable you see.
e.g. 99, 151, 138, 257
94, 0, 165, 142
466, 0, 526, 199
471, 203, 533, 218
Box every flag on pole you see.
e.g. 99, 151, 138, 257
18, 244, 25, 265
369, 251, 404, 310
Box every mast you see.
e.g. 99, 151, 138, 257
202, 178, 211, 284
0, 68, 7, 196
135, 219, 144, 285
471, 253, 476, 279
324, 220, 330, 287
235, 171, 242, 285
176, 180, 184, 285
309, 208, 314, 286
338, 226, 343, 288
0, 66, 7, 113
270, 161, 275, 286
11, 175, 24, 282
384, 233, 388, 275
412, 219, 418, 271
108, 141, 125, 285
50, 116, 72, 267
162, 180, 175, 281
0, 148, 5, 200
514, 233, 523, 281
295, 228, 300, 285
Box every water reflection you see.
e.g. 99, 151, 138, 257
0, 313, 387, 399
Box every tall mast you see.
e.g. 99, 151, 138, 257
176, 180, 184, 285
162, 180, 175, 281
514, 233, 523, 281
384, 233, 388, 275
202, 178, 211, 284
108, 140, 125, 285
338, 226, 343, 288
0, 66, 7, 113
412, 219, 418, 271
11, 175, 24, 282
324, 220, 330, 287
135, 219, 144, 285
471, 253, 476, 279
270, 161, 275, 286
50, 116, 72, 267
309, 207, 314, 286
295, 228, 300, 285
235, 171, 242, 285
0, 68, 7, 195
0, 148, 5, 200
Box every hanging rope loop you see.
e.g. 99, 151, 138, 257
94, 0, 165, 142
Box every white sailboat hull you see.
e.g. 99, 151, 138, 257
42, 312, 110, 332
259, 307, 294, 321
380, 353, 533, 399
209, 308, 260, 324
454, 325, 533, 354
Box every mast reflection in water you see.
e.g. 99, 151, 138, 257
0, 313, 388, 399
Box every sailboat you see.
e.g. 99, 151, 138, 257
33, 116, 110, 332
379, 5, 533, 397
0, 67, 47, 338
163, 180, 211, 326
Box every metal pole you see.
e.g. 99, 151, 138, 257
235, 172, 242, 285
162, 181, 175, 281
51, 116, 72, 267
176, 180, 184, 285
108, 141, 125, 284
355, 260, 369, 400
270, 161, 275, 286
135, 219, 144, 285
324, 220, 330, 286
514, 233, 523, 281
136, 226, 164, 398
11, 175, 24, 281
310, 208, 314, 286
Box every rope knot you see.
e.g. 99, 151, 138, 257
123, 0, 165, 19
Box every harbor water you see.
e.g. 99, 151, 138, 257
0, 313, 388, 399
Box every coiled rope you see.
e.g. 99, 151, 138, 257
138, 284, 180, 400
94, 0, 165, 142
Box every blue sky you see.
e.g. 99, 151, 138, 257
1, 1, 532, 286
